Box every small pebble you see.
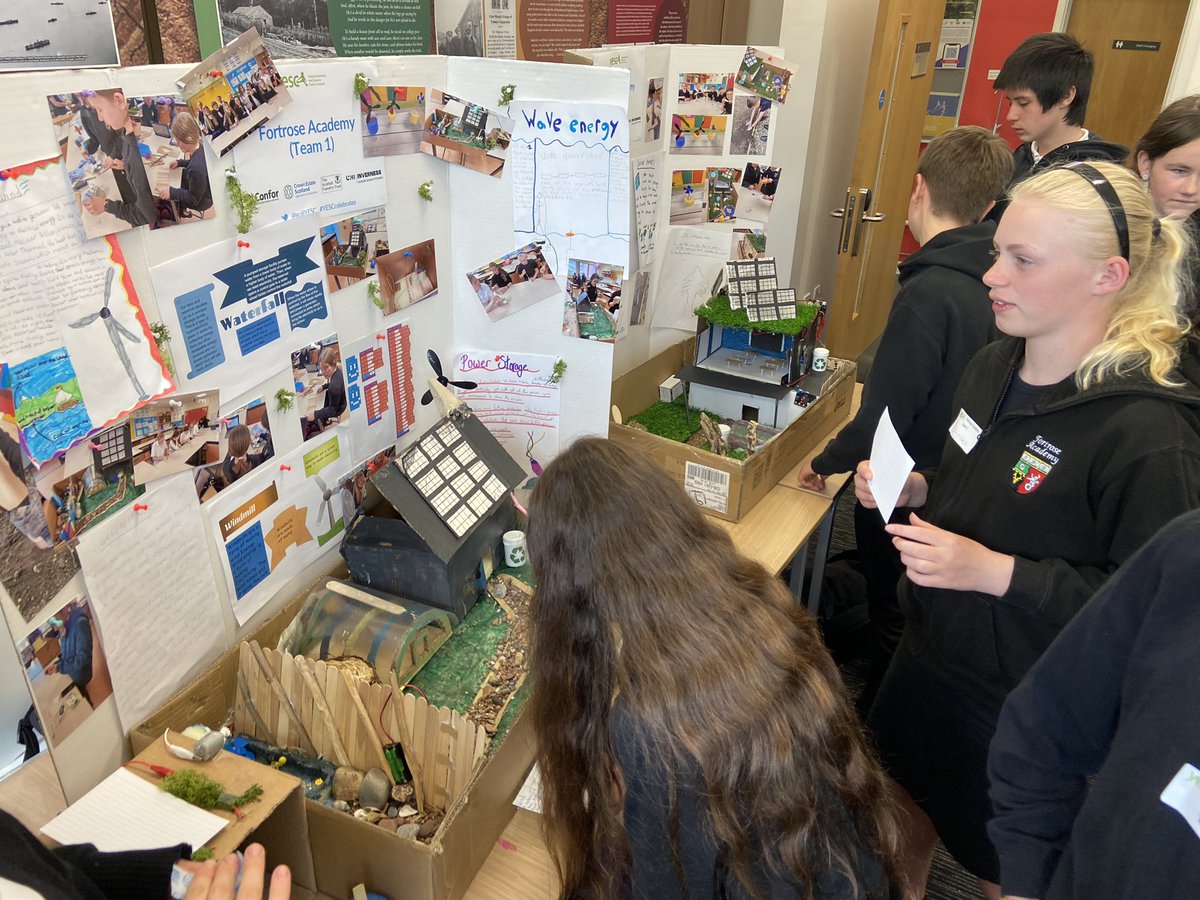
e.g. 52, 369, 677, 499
396, 823, 420, 841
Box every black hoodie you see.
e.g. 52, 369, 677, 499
900, 337, 1200, 708
986, 135, 1128, 222
989, 509, 1200, 899
812, 221, 998, 476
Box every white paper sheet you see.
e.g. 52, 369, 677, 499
42, 766, 226, 852
75, 474, 229, 732
206, 433, 352, 625
510, 101, 631, 274
649, 226, 730, 332
231, 60, 386, 221
633, 153, 662, 263
455, 349, 560, 473
151, 215, 333, 398
513, 762, 542, 814
868, 407, 915, 525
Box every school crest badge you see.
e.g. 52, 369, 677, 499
1011, 435, 1061, 495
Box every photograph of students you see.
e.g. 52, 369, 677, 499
81, 88, 156, 229
298, 345, 346, 440
527, 439, 903, 899
465, 244, 558, 322
729, 94, 771, 155
988, 33, 1128, 222
159, 111, 213, 220
797, 126, 1013, 710
221, 424, 262, 487
854, 162, 1200, 899
1134, 94, 1200, 319
988, 508, 1200, 900
645, 78, 663, 141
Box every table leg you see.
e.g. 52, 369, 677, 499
805, 488, 846, 615
789, 541, 808, 598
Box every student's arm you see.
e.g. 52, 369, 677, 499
170, 153, 211, 210
103, 140, 156, 226
811, 293, 942, 476
988, 522, 1192, 899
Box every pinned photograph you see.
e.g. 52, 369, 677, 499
0, 423, 80, 626
0, 0, 119, 71
216, 0, 334, 58
322, 206, 389, 292
360, 85, 426, 156
336, 447, 396, 525
47, 91, 213, 239
178, 27, 291, 157
563, 259, 624, 343
434, 0, 484, 56
420, 89, 513, 178
677, 73, 734, 116
192, 397, 275, 500
671, 115, 726, 155
735, 47, 799, 104
729, 93, 772, 155
670, 169, 707, 224
129, 389, 221, 488
629, 271, 651, 327
736, 163, 782, 223
645, 78, 664, 141
707, 166, 742, 223
377, 238, 438, 315
18, 597, 113, 747
466, 243, 558, 323
731, 228, 767, 260
292, 335, 346, 441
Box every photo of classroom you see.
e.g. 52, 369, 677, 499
729, 93, 772, 155
179, 28, 291, 157
735, 163, 782, 223
361, 85, 426, 157
562, 258, 624, 343
46, 90, 213, 239
292, 336, 347, 442
734, 47, 797, 104
420, 89, 513, 178
192, 397, 275, 501
671, 114, 727, 155
130, 390, 221, 488
17, 597, 113, 747
322, 207, 389, 293
670, 169, 708, 224
676, 72, 734, 116
376, 238, 438, 315
645, 78, 664, 141
465, 243, 559, 323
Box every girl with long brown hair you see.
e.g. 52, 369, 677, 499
527, 438, 904, 899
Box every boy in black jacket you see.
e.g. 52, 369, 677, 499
159, 111, 212, 218
989, 509, 1200, 900
988, 33, 1127, 221
81, 88, 156, 229
797, 125, 1012, 700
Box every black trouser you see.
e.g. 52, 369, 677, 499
853, 500, 908, 716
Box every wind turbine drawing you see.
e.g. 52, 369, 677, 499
68, 267, 148, 401
313, 473, 338, 531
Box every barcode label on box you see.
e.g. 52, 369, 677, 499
684, 461, 730, 514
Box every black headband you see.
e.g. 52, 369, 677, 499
1063, 162, 1131, 261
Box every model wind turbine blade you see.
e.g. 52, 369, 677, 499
68, 312, 102, 328
448, 378, 477, 391
426, 349, 444, 380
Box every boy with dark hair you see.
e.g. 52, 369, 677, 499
81, 88, 156, 228
992, 33, 1127, 198
797, 126, 1013, 705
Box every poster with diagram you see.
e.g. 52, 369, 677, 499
207, 432, 352, 624
151, 214, 332, 398
340, 321, 416, 460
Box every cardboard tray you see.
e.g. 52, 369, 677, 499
130, 582, 536, 900
610, 339, 855, 522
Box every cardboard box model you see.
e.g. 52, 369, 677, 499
342, 408, 525, 620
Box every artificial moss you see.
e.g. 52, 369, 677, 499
694, 293, 818, 335
628, 394, 722, 443
407, 595, 508, 713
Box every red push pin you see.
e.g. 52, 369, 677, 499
0, 170, 10, 181
376, 332, 385, 340
208, 70, 222, 78
279, 464, 292, 472
88, 442, 102, 451
133, 503, 148, 511
236, 240, 250, 248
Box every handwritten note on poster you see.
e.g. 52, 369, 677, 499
342, 320, 415, 460
455, 350, 560, 473
633, 154, 662, 262
207, 434, 351, 624
650, 226, 731, 332
151, 215, 332, 398
510, 102, 630, 275
75, 474, 229, 732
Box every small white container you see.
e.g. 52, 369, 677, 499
812, 347, 830, 372
503, 530, 528, 567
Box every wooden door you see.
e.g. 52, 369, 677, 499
1066, 0, 1190, 155
826, 0, 943, 359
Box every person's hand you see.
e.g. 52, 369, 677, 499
886, 513, 1015, 596
83, 196, 107, 216
184, 844, 291, 899
306, 411, 315, 422
854, 463, 928, 510
796, 460, 826, 492
157, 187, 171, 200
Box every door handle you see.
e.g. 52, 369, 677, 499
863, 213, 887, 222
832, 189, 852, 254
850, 189, 888, 256
830, 208, 846, 217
